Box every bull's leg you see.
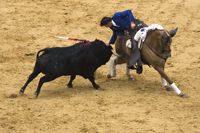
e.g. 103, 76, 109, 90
34, 75, 58, 98
88, 75, 100, 89
153, 66, 187, 97
19, 67, 41, 95
67, 75, 76, 88
107, 57, 117, 79
126, 63, 133, 80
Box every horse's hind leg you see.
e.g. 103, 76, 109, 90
154, 66, 187, 97
107, 56, 132, 80
107, 57, 117, 79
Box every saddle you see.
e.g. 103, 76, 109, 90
126, 27, 148, 50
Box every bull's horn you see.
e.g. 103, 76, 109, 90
111, 49, 122, 57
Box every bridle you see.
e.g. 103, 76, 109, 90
144, 29, 171, 60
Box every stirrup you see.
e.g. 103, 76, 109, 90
138, 38, 142, 50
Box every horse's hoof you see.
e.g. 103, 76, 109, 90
107, 74, 114, 79
128, 75, 133, 81
165, 86, 173, 91
179, 92, 187, 98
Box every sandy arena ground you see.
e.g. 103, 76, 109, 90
0, 0, 200, 132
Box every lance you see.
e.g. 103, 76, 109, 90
55, 36, 121, 57
55, 36, 89, 42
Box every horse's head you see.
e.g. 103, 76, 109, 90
146, 27, 178, 59
161, 27, 178, 58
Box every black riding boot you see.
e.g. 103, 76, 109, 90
136, 58, 143, 74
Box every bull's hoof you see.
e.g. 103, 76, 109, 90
19, 89, 24, 95
34, 92, 39, 99
97, 87, 102, 90
94, 85, 101, 90
165, 85, 173, 91
179, 92, 187, 98
67, 84, 73, 88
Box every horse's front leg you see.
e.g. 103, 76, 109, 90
161, 77, 173, 91
154, 66, 187, 97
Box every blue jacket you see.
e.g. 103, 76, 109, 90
109, 10, 136, 44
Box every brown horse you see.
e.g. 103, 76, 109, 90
107, 26, 187, 97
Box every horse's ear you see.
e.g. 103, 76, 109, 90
170, 27, 178, 37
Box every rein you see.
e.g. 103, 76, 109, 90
143, 29, 172, 60
144, 40, 168, 60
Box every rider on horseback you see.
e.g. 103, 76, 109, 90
100, 9, 148, 74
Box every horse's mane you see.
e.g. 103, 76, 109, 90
146, 29, 170, 44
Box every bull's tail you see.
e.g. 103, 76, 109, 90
36, 48, 50, 59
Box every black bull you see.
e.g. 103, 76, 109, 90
20, 40, 113, 98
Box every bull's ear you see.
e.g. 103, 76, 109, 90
170, 27, 178, 37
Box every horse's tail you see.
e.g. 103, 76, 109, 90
108, 56, 117, 73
